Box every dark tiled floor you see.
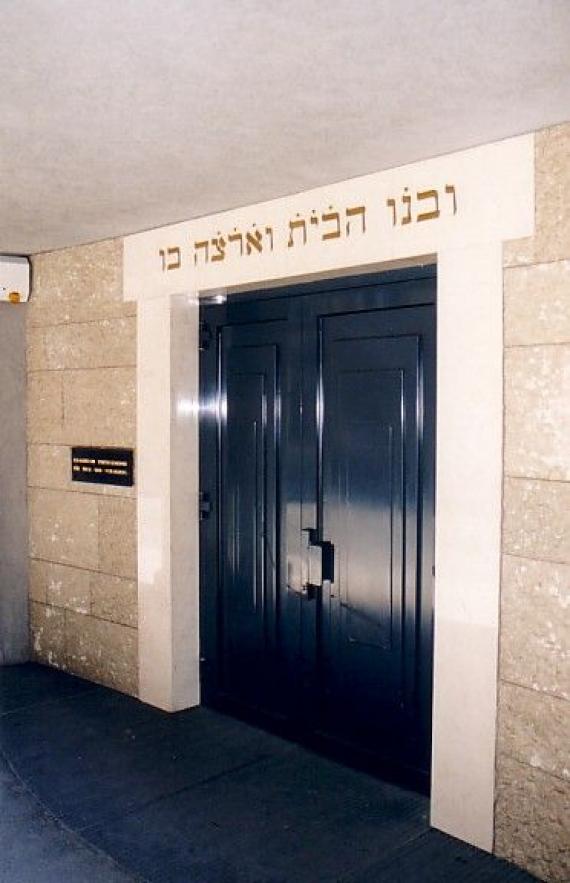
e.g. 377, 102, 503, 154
0, 749, 135, 882
0, 664, 537, 883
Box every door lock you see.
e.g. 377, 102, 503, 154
301, 581, 321, 601
301, 528, 334, 600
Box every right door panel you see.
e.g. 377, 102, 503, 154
318, 305, 435, 777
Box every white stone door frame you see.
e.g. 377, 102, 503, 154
129, 135, 535, 853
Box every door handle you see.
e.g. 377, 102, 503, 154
302, 528, 334, 599
287, 581, 321, 600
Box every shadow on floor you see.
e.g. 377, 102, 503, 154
0, 664, 537, 883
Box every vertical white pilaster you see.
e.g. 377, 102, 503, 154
137, 292, 200, 711
431, 243, 503, 851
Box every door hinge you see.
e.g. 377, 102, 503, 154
199, 321, 212, 351
199, 491, 212, 521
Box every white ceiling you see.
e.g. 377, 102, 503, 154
2, 0, 570, 255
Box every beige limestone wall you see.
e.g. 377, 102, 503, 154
497, 123, 570, 882
27, 239, 138, 696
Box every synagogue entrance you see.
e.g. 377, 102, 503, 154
199, 267, 436, 790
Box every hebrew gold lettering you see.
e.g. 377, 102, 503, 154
401, 189, 412, 225
166, 246, 181, 269
387, 184, 457, 226
445, 184, 457, 214
194, 240, 209, 265
346, 205, 366, 235
288, 214, 307, 247
211, 233, 226, 262
228, 229, 244, 256
416, 189, 440, 222
321, 207, 341, 240
246, 226, 263, 255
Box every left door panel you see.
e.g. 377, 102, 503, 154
200, 303, 304, 721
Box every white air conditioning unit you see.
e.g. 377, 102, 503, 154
0, 256, 30, 303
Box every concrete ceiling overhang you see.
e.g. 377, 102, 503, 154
2, 0, 570, 255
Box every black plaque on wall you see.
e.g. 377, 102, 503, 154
71, 447, 134, 487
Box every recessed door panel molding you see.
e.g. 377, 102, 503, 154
221, 349, 274, 705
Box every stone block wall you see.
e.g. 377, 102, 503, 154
497, 123, 570, 882
27, 239, 138, 696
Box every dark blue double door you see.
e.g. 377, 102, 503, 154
200, 269, 436, 788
